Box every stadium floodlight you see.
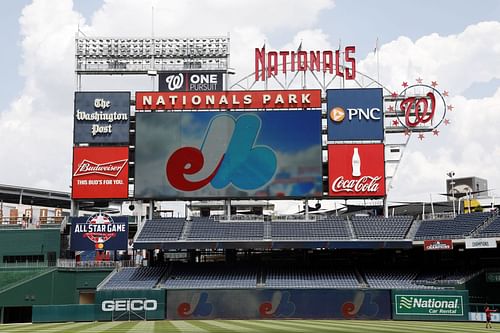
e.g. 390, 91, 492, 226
75, 36, 230, 74
447, 171, 456, 217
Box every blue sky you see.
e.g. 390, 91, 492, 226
0, 0, 499, 211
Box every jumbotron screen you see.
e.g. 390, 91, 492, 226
134, 111, 322, 199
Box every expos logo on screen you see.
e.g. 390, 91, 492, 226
327, 88, 384, 141
166, 114, 277, 192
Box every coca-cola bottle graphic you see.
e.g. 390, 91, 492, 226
352, 147, 361, 177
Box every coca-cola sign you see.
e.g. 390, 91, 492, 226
331, 176, 382, 193
72, 146, 129, 199
328, 144, 385, 197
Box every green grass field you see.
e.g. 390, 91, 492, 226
0, 320, 493, 333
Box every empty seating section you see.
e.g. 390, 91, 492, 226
415, 270, 480, 285
100, 266, 167, 290
134, 213, 496, 243
479, 216, 500, 237
135, 218, 185, 242
187, 217, 264, 240
164, 264, 257, 289
271, 218, 350, 240
364, 270, 426, 289
414, 212, 491, 240
265, 268, 361, 288
351, 216, 413, 239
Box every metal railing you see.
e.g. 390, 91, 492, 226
0, 216, 66, 228
56, 259, 135, 269
217, 214, 265, 223
271, 214, 318, 222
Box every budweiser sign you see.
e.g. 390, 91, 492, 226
73, 159, 128, 177
331, 176, 382, 193
72, 146, 129, 199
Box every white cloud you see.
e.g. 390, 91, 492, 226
2, 0, 500, 213
359, 21, 500, 95
387, 87, 500, 203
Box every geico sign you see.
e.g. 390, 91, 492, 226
347, 108, 381, 120
101, 299, 158, 312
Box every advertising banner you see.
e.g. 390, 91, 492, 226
159, 71, 224, 92
393, 290, 469, 321
74, 92, 130, 144
167, 289, 391, 320
486, 272, 500, 283
135, 111, 322, 199
470, 312, 500, 322
135, 90, 322, 110
328, 144, 385, 197
465, 238, 497, 249
95, 289, 165, 321
327, 88, 384, 141
72, 146, 129, 199
423, 239, 453, 251
70, 213, 128, 251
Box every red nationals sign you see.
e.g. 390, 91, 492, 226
72, 146, 129, 199
424, 239, 453, 251
328, 144, 385, 197
135, 90, 321, 110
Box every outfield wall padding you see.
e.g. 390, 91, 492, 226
32, 304, 95, 323
166, 289, 391, 320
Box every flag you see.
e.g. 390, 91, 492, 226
373, 37, 379, 54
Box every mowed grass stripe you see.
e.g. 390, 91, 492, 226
170, 320, 210, 332
231, 319, 305, 331
0, 320, 494, 333
304, 320, 488, 333
257, 319, 360, 332
207, 320, 258, 332
381, 320, 490, 333
124, 321, 156, 333
285, 319, 380, 333
302, 319, 446, 333
0, 322, 92, 333
79, 321, 126, 333
154, 320, 181, 333
309, 320, 464, 333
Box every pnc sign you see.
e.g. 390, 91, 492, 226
328, 144, 385, 197
327, 88, 384, 141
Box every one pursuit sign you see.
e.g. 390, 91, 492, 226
71, 213, 128, 251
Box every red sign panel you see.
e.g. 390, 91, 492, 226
72, 146, 129, 199
328, 144, 385, 197
424, 239, 453, 251
135, 90, 321, 110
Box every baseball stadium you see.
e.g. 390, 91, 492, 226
0, 34, 499, 333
